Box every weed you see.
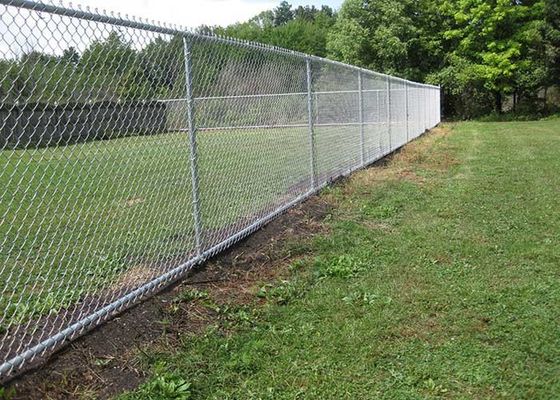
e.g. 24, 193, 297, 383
288, 258, 307, 272
172, 289, 209, 304
342, 290, 392, 307
315, 254, 368, 278
124, 363, 191, 400
211, 304, 254, 328
260, 279, 308, 305
0, 387, 15, 400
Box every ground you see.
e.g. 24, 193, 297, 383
5, 118, 560, 399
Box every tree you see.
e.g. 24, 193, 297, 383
117, 63, 153, 99
62, 47, 80, 65
4, 0, 556, 118
78, 32, 139, 101
294, 5, 318, 22
213, 3, 336, 57
438, 0, 544, 112
273, 1, 294, 26
326, 0, 419, 76
80, 31, 137, 76
263, 19, 331, 56
2, 61, 34, 102
249, 10, 275, 29
326, 0, 558, 117
540, 0, 560, 107
139, 36, 183, 98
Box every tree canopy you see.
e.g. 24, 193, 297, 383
326, 0, 559, 117
211, 2, 337, 57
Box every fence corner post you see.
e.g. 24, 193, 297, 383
405, 81, 409, 143
183, 36, 203, 256
358, 70, 365, 166
424, 86, 428, 131
306, 58, 317, 190
386, 76, 392, 152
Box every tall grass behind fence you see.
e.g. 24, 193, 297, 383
0, 0, 441, 379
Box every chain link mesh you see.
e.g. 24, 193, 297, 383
0, 0, 441, 378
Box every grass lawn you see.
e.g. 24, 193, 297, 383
119, 118, 560, 399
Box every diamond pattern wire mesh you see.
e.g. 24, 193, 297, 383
0, 0, 441, 379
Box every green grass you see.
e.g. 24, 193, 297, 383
0, 125, 385, 324
119, 120, 560, 399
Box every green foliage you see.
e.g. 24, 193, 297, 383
124, 363, 191, 400
0, 386, 15, 400
1, 31, 184, 105
325, 0, 559, 118
327, 0, 416, 76
213, 3, 336, 57
273, 1, 294, 27
427, 0, 552, 116
211, 0, 560, 118
172, 288, 209, 304
117, 63, 153, 100
80, 32, 136, 76
139, 36, 183, 98
315, 254, 367, 278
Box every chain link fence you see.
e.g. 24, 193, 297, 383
0, 0, 441, 379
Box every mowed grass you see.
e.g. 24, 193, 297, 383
0, 125, 381, 324
120, 119, 560, 399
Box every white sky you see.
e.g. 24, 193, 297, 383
76, 0, 343, 28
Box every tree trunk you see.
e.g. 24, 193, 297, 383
495, 91, 503, 113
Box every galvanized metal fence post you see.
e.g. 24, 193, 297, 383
431, 88, 434, 127
405, 81, 409, 142
438, 86, 442, 123
425, 87, 428, 128
358, 71, 365, 166
183, 37, 203, 255
306, 58, 317, 189
423, 87, 427, 131
314, 92, 318, 124
376, 90, 381, 155
431, 88, 435, 126
386, 76, 392, 152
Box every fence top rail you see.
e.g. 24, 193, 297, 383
0, 0, 440, 90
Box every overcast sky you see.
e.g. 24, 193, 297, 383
75, 0, 344, 28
